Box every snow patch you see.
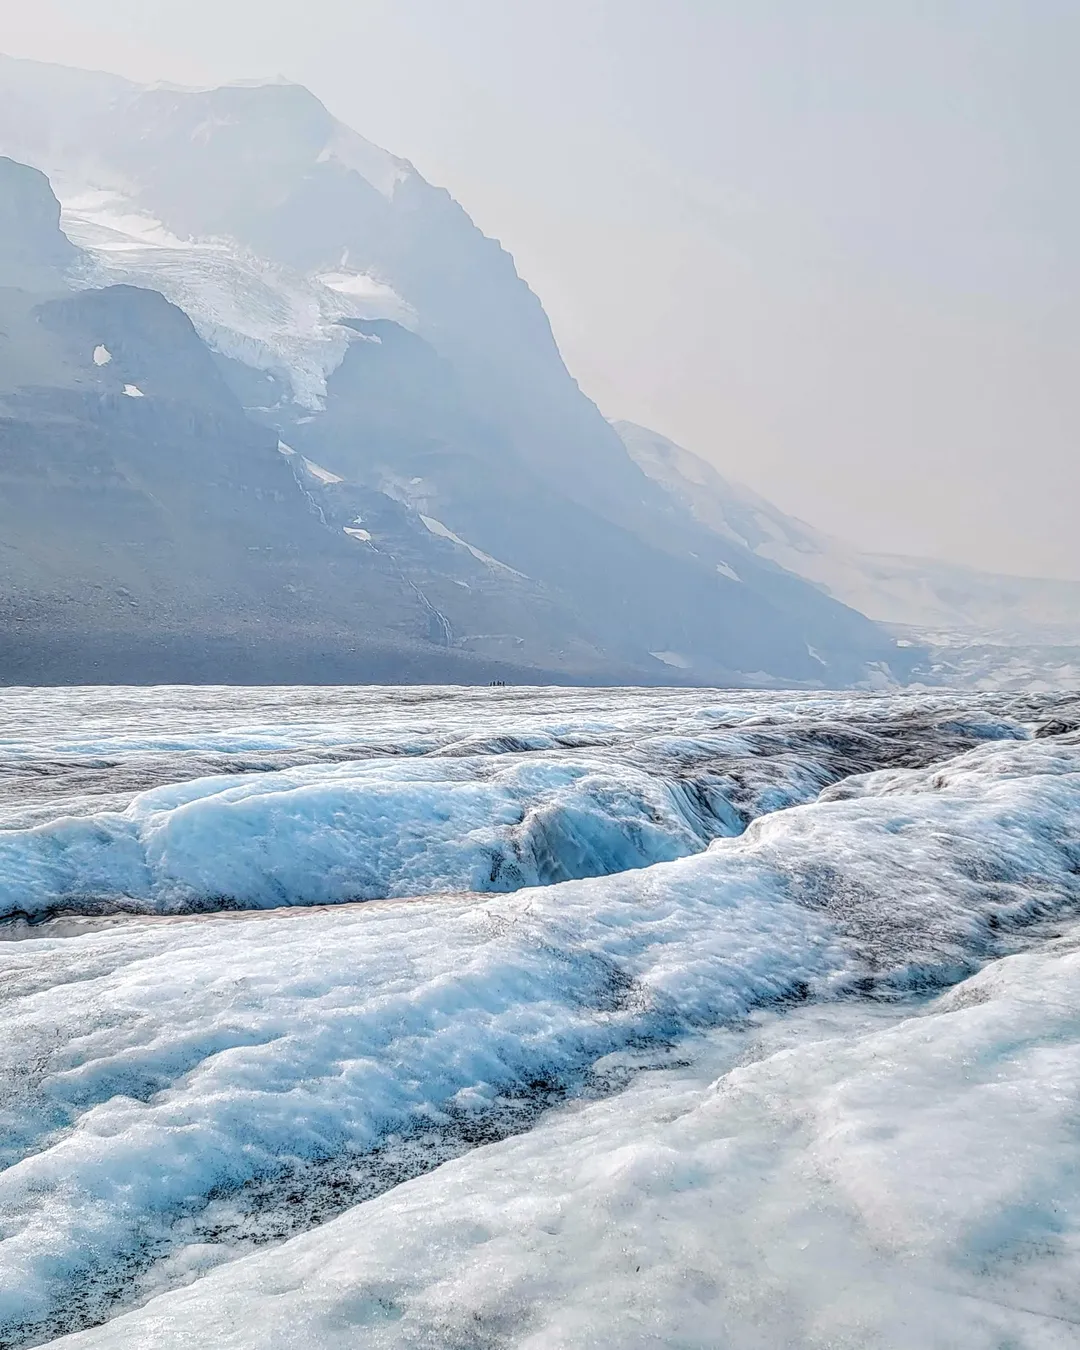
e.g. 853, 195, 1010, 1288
317, 271, 400, 314
650, 650, 692, 670
716, 561, 740, 582
343, 527, 372, 543
122, 384, 144, 398
301, 458, 343, 485
92, 344, 112, 366
419, 515, 527, 578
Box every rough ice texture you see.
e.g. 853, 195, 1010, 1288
52, 935, 1080, 1349
0, 686, 1033, 916
0, 687, 1078, 1346
0, 754, 722, 914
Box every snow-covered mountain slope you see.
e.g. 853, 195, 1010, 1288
0, 55, 915, 686
280, 317, 913, 686
58, 187, 415, 408
0, 153, 699, 684
0, 56, 636, 504
616, 420, 1080, 646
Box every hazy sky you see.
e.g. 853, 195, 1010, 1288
5, 1, 1079, 578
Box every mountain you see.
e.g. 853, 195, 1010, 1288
0, 55, 913, 687
0, 159, 530, 683
616, 421, 1080, 688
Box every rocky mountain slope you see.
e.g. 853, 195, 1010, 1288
0, 158, 586, 684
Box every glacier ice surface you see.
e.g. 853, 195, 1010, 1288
0, 686, 1033, 917
52, 933, 1080, 1349
0, 685, 1077, 1346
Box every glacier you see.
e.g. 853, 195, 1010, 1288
58, 189, 416, 407
0, 686, 1078, 1347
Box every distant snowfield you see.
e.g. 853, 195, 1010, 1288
58, 189, 414, 406
1, 685, 1078, 1347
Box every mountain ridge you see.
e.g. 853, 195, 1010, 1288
0, 55, 912, 687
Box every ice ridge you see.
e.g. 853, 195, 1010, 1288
0, 690, 1034, 920
1, 730, 1079, 1341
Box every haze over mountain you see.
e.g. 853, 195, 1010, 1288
617, 422, 1080, 647
5, 2, 1078, 583
617, 420, 1080, 692
0, 55, 910, 688
2, 23, 1080, 1348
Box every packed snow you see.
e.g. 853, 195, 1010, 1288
316, 272, 399, 308
0, 685, 1078, 1347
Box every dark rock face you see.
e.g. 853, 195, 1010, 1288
0, 156, 79, 288
35, 285, 241, 409
287, 319, 907, 684
0, 288, 408, 675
